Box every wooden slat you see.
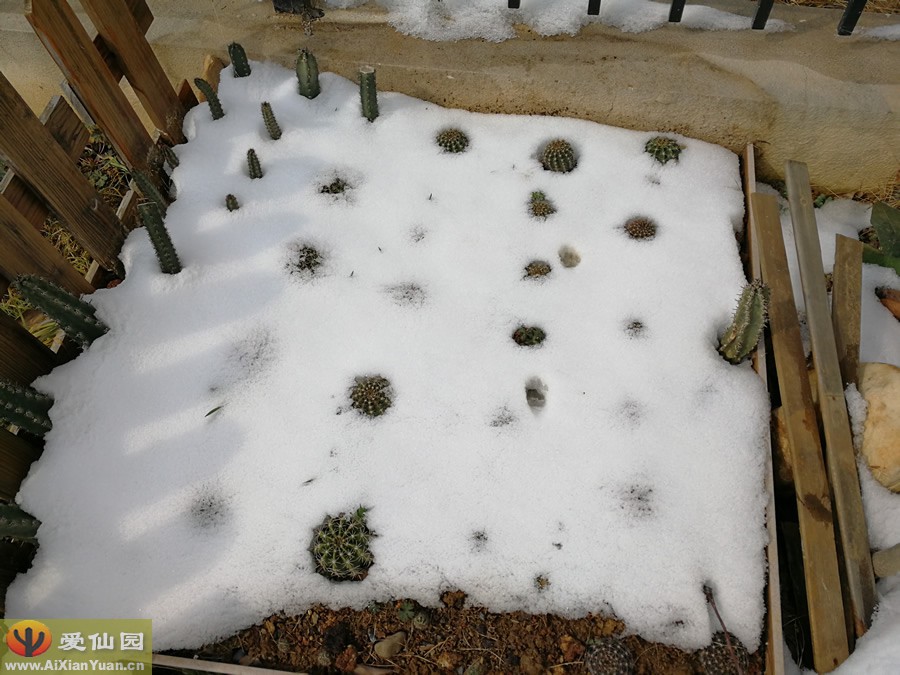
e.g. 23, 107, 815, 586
873, 543, 900, 579
752, 191, 849, 672
785, 161, 876, 638
177, 79, 200, 110
0, 313, 57, 385
199, 54, 226, 100
0, 429, 42, 501
26, 0, 154, 173
831, 236, 863, 387
80, 0, 186, 144
0, 70, 124, 273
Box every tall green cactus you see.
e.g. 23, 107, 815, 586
718, 280, 770, 365
296, 49, 320, 99
260, 102, 282, 140
0, 504, 40, 543
0, 380, 52, 437
194, 78, 225, 120
132, 170, 169, 217
138, 202, 182, 275
247, 149, 263, 179
13, 275, 108, 348
161, 145, 180, 169
359, 66, 379, 122
228, 42, 251, 78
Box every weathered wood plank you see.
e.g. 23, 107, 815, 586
0, 429, 42, 501
0, 313, 57, 385
0, 70, 123, 273
873, 543, 900, 579
752, 192, 849, 672
831, 235, 863, 387
26, 0, 154, 172
177, 79, 200, 110
80, 0, 186, 144
785, 161, 876, 639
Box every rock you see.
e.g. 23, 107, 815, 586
558, 245, 581, 268
435, 651, 461, 670
560, 634, 585, 662
374, 631, 406, 660
519, 649, 544, 675
335, 645, 358, 672
858, 362, 900, 492
875, 287, 900, 321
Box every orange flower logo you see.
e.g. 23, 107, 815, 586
5, 620, 52, 657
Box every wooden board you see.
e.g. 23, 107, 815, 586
784, 161, 876, 639
751, 192, 849, 672
831, 236, 863, 387
0, 429, 42, 501
0, 313, 57, 385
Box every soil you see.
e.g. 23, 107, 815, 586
167, 591, 764, 674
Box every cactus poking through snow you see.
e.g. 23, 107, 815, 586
311, 507, 375, 581
138, 202, 182, 275
0, 504, 40, 543
359, 66, 379, 122
583, 638, 634, 675
161, 145, 179, 169
247, 149, 263, 179
296, 49, 321, 99
260, 102, 282, 140
132, 170, 169, 217
644, 136, 683, 165
540, 139, 577, 173
623, 216, 657, 241
13, 275, 108, 348
718, 280, 770, 365
350, 375, 392, 417
530, 191, 556, 218
194, 78, 225, 120
225, 194, 240, 212
228, 42, 251, 78
512, 325, 546, 347
0, 379, 53, 437
436, 128, 469, 153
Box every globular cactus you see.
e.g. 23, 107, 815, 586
225, 194, 240, 212
623, 216, 657, 241
436, 128, 469, 153
359, 66, 379, 122
132, 170, 169, 217
311, 506, 375, 582
296, 49, 321, 99
228, 42, 251, 78
13, 275, 108, 348
350, 375, 392, 417
0, 380, 53, 437
524, 260, 552, 278
540, 139, 577, 173
247, 148, 263, 179
694, 632, 750, 675
261, 102, 282, 140
644, 136, 684, 165
583, 638, 635, 675
137, 202, 182, 275
718, 280, 770, 365
512, 325, 546, 347
290, 246, 323, 276
194, 78, 225, 120
0, 504, 40, 543
530, 191, 556, 218
319, 177, 349, 195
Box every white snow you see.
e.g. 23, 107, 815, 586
8, 62, 772, 651
856, 24, 900, 41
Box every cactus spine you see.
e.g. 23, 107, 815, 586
132, 170, 169, 217
296, 49, 321, 99
540, 139, 577, 173
0, 504, 40, 543
225, 194, 240, 212
247, 149, 263, 179
311, 507, 375, 582
137, 202, 182, 275
359, 66, 379, 122
260, 102, 282, 140
13, 275, 108, 348
228, 42, 251, 78
194, 78, 225, 120
0, 380, 53, 437
718, 280, 770, 365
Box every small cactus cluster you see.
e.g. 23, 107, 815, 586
624, 320, 645, 339
644, 136, 683, 165
194, 78, 224, 120
524, 260, 552, 278
13, 275, 108, 348
296, 49, 320, 99
436, 128, 469, 153
260, 102, 282, 140
359, 66, 379, 122
290, 246, 323, 276
512, 325, 546, 347
534, 574, 550, 591
247, 149, 263, 179
540, 139, 577, 173
320, 177, 349, 195
583, 639, 635, 675
623, 216, 657, 241
311, 507, 375, 582
1, 380, 53, 437
0, 504, 41, 543
350, 375, 393, 417
718, 280, 769, 365
694, 632, 750, 675
530, 191, 556, 219
225, 194, 240, 212
138, 202, 182, 275
228, 42, 251, 78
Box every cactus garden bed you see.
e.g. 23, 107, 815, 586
6, 55, 772, 663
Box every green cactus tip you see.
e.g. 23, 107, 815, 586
644, 136, 684, 165
137, 202, 182, 275
359, 66, 379, 122
228, 42, 251, 78
350, 375, 392, 417
623, 216, 657, 241
225, 194, 240, 212
540, 139, 577, 173
311, 507, 375, 582
12, 275, 108, 348
436, 128, 469, 154
247, 148, 263, 179
530, 191, 556, 219
260, 102, 282, 140
718, 280, 770, 365
0, 504, 41, 543
193, 78, 224, 120
296, 48, 321, 99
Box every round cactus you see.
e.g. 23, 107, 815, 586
623, 216, 657, 241
350, 375, 393, 417
291, 246, 323, 276
436, 128, 469, 153
644, 136, 683, 165
512, 325, 546, 347
695, 632, 750, 675
311, 507, 374, 582
524, 260, 552, 278
530, 191, 556, 218
540, 139, 577, 173
320, 177, 349, 195
583, 639, 634, 675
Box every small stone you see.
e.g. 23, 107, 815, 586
519, 650, 544, 675
436, 651, 461, 670
334, 645, 358, 672
858, 362, 900, 491
374, 631, 406, 660
559, 245, 581, 268
560, 634, 585, 662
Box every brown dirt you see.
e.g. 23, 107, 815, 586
170, 592, 764, 674
773, 0, 899, 13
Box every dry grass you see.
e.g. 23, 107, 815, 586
777, 0, 899, 13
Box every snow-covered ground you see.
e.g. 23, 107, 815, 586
9, 61, 772, 651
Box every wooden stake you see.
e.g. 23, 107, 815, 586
831, 235, 863, 387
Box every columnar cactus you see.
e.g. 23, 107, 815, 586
260, 102, 282, 140
138, 202, 182, 275
194, 78, 225, 120
718, 280, 770, 365
0, 380, 53, 437
228, 42, 251, 78
540, 139, 577, 173
13, 275, 108, 348
296, 49, 321, 99
436, 128, 469, 153
225, 194, 240, 212
247, 149, 263, 179
311, 507, 375, 582
359, 66, 379, 122
0, 504, 40, 543
132, 170, 169, 217
644, 136, 683, 165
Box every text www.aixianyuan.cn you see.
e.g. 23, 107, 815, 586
3, 661, 145, 671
